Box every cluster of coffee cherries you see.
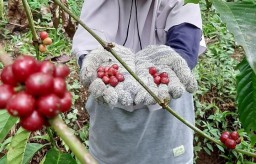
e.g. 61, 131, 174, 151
38, 31, 52, 53
0, 55, 72, 132
97, 64, 125, 87
149, 67, 169, 85
220, 131, 241, 149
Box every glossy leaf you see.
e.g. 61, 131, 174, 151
0, 155, 7, 164
212, 0, 256, 74
43, 148, 76, 164
236, 59, 256, 133
0, 110, 18, 143
6, 128, 30, 164
23, 143, 45, 164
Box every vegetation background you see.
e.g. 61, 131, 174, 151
0, 0, 255, 163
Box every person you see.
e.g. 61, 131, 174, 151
72, 0, 206, 164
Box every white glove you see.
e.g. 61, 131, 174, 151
135, 45, 198, 105
80, 44, 139, 106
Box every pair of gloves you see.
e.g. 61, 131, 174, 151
80, 44, 197, 107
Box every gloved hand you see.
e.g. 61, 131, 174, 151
80, 44, 139, 106
134, 45, 198, 105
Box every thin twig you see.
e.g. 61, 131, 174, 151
21, 0, 40, 59
0, 0, 3, 19
49, 116, 97, 164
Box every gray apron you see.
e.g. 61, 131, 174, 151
85, 92, 194, 164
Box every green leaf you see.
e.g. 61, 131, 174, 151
0, 136, 12, 152
244, 162, 256, 164
184, 0, 199, 4
0, 155, 7, 164
7, 128, 30, 164
0, 143, 43, 164
23, 143, 45, 164
216, 145, 225, 153
212, 0, 256, 74
43, 148, 76, 164
0, 110, 18, 143
236, 59, 256, 132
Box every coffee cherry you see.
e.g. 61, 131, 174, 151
102, 76, 110, 84
149, 67, 157, 75
236, 137, 241, 144
38, 61, 56, 75
220, 133, 230, 144
222, 131, 230, 136
59, 91, 72, 113
25, 72, 54, 96
1, 65, 18, 86
0, 84, 15, 109
104, 66, 110, 73
39, 31, 48, 40
161, 77, 169, 84
12, 55, 38, 82
97, 66, 104, 72
37, 94, 61, 118
7, 92, 35, 117
107, 67, 117, 76
154, 76, 161, 85
112, 64, 119, 70
153, 73, 159, 78
42, 37, 52, 45
225, 138, 236, 149
230, 131, 239, 140
20, 110, 45, 132
54, 64, 70, 79
53, 77, 67, 98
109, 76, 119, 87
116, 73, 125, 82
39, 44, 47, 53
97, 71, 105, 78
160, 72, 168, 78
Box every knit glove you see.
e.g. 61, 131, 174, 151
80, 44, 139, 106
135, 45, 198, 105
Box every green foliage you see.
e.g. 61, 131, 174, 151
6, 128, 30, 164
28, 0, 48, 11
185, 0, 200, 4
0, 155, 6, 164
67, 0, 84, 17
23, 143, 45, 164
43, 148, 77, 164
193, 4, 255, 163
236, 58, 256, 141
212, 0, 256, 74
0, 111, 18, 143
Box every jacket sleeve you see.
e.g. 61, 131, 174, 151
166, 23, 202, 69
160, 1, 206, 57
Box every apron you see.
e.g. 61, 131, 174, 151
86, 92, 195, 164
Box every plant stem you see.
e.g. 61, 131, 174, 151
0, 0, 3, 19
53, 0, 256, 158
49, 116, 97, 164
21, 0, 39, 59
